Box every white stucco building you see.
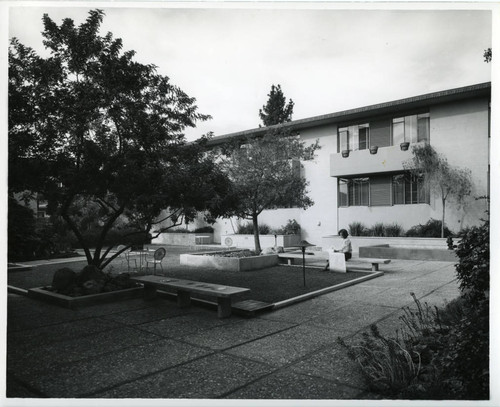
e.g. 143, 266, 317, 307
178, 82, 491, 248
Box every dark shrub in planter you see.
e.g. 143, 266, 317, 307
68, 227, 151, 249
236, 222, 271, 235
348, 221, 367, 236
405, 219, 452, 238
273, 219, 301, 235
51, 265, 140, 297
194, 226, 214, 233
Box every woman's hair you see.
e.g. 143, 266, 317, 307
338, 229, 349, 238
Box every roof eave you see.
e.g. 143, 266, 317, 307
205, 82, 491, 147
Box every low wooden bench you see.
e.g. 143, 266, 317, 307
278, 252, 320, 265
131, 275, 250, 318
355, 258, 391, 271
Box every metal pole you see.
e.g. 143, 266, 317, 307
302, 247, 306, 286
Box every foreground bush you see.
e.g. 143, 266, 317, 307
339, 216, 489, 399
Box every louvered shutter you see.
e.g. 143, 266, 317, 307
370, 175, 391, 206
369, 119, 391, 147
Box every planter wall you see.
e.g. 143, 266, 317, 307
152, 233, 213, 246
322, 236, 451, 253
221, 234, 301, 249
27, 286, 144, 309
359, 244, 457, 261
180, 251, 279, 272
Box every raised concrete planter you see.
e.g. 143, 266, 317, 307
27, 286, 144, 309
221, 234, 301, 249
322, 236, 451, 253
152, 233, 213, 246
180, 250, 279, 272
359, 244, 457, 261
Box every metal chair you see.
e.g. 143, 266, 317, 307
116, 245, 137, 273
145, 247, 166, 275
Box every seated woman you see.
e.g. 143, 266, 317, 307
324, 229, 352, 270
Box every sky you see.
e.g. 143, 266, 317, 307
6, 2, 494, 142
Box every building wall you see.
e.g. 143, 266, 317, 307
299, 124, 338, 246
429, 97, 490, 229
207, 92, 489, 248
297, 96, 489, 244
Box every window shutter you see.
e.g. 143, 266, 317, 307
369, 119, 391, 147
370, 175, 391, 206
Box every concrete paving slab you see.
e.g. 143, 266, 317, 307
288, 342, 366, 389
224, 370, 364, 399
304, 303, 400, 337
420, 285, 461, 306
314, 284, 392, 305
260, 296, 347, 324
183, 318, 297, 350
13, 338, 213, 398
138, 311, 242, 339
100, 300, 198, 325
7, 316, 123, 349
8, 326, 163, 376
225, 324, 339, 367
92, 353, 274, 398
74, 298, 160, 318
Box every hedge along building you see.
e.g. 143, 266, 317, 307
189, 82, 491, 248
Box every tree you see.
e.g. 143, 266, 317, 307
403, 144, 472, 238
484, 47, 492, 63
259, 84, 294, 126
220, 129, 319, 252
9, 9, 233, 270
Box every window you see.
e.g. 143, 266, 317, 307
359, 125, 369, 150
417, 113, 430, 142
338, 177, 369, 206
392, 117, 405, 145
337, 124, 369, 152
350, 178, 369, 206
338, 178, 349, 207
392, 173, 429, 204
339, 128, 349, 152
392, 113, 430, 145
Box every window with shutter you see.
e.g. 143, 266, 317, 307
370, 175, 392, 206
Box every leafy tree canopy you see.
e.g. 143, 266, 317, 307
9, 9, 233, 268
220, 129, 319, 252
259, 84, 294, 126
404, 144, 472, 237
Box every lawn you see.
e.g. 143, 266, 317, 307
159, 265, 374, 304
7, 249, 378, 305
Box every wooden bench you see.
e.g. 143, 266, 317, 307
131, 275, 250, 318
278, 252, 324, 266
355, 257, 391, 271
279, 252, 390, 272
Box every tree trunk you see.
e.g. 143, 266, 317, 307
252, 213, 261, 253
441, 197, 446, 238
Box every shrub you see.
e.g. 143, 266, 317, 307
384, 223, 404, 237
338, 324, 422, 396
68, 227, 151, 249
194, 226, 214, 233
165, 227, 191, 233
454, 219, 489, 303
449, 216, 489, 399
339, 287, 489, 400
236, 222, 271, 235
371, 222, 385, 237
348, 221, 366, 236
405, 219, 452, 238
273, 219, 301, 235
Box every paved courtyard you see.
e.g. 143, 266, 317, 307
6, 250, 460, 402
